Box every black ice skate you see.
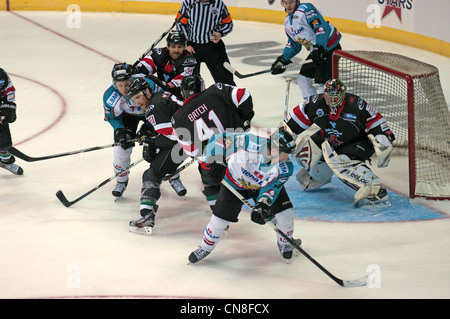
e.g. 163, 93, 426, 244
188, 246, 210, 264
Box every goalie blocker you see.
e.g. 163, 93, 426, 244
284, 79, 395, 206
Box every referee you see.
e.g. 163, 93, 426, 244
176, 0, 236, 85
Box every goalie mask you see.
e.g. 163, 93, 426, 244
270, 127, 296, 155
323, 79, 346, 115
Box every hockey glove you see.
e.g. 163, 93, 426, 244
250, 198, 273, 225
142, 138, 159, 162
0, 105, 17, 124
114, 127, 135, 150
311, 45, 327, 66
368, 134, 393, 168
137, 123, 157, 145
271, 56, 292, 75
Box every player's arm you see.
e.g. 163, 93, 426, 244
215, 5, 233, 37
283, 102, 313, 136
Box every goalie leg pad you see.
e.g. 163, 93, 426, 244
296, 166, 332, 190
322, 140, 382, 203
294, 135, 323, 171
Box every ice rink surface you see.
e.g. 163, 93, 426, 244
0, 11, 449, 300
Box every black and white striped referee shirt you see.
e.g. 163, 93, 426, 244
176, 0, 233, 45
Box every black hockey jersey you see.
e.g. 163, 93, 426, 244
284, 93, 395, 149
144, 91, 183, 149
137, 48, 197, 99
173, 83, 254, 157
0, 68, 16, 110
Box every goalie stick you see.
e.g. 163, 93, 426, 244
56, 157, 145, 207
223, 60, 311, 79
220, 179, 368, 288
9, 139, 139, 162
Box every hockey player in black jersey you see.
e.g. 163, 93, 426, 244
126, 78, 188, 235
0, 68, 23, 175
133, 30, 197, 100
173, 74, 254, 210
283, 79, 395, 206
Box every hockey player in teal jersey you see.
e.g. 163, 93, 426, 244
103, 63, 155, 197
188, 128, 301, 263
271, 0, 342, 101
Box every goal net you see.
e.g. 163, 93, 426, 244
332, 50, 450, 200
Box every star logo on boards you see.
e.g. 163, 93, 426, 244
380, 0, 413, 23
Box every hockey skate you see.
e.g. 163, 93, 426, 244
112, 180, 128, 197
0, 156, 23, 175
129, 206, 158, 236
354, 187, 391, 208
188, 246, 210, 264
169, 176, 187, 196
278, 243, 293, 263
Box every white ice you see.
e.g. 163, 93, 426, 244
0, 11, 449, 299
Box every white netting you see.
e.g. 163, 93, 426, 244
334, 51, 450, 199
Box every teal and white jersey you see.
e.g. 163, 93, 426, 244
102, 76, 155, 130
203, 132, 294, 204
282, 3, 341, 61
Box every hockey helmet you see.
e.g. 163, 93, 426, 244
270, 127, 296, 154
323, 79, 346, 112
127, 77, 154, 99
167, 30, 187, 47
180, 74, 204, 99
111, 62, 132, 82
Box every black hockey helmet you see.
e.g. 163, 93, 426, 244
127, 77, 154, 99
181, 74, 204, 99
111, 62, 132, 82
167, 30, 187, 47
270, 127, 296, 154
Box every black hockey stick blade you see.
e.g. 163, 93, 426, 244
220, 179, 368, 288
56, 158, 144, 208
55, 190, 73, 207
282, 230, 368, 287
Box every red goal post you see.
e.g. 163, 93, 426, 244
332, 50, 450, 200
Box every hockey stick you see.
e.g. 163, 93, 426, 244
135, 0, 200, 64
9, 139, 139, 162
220, 179, 368, 287
284, 78, 292, 118
223, 60, 311, 79
162, 157, 195, 181
56, 157, 145, 207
